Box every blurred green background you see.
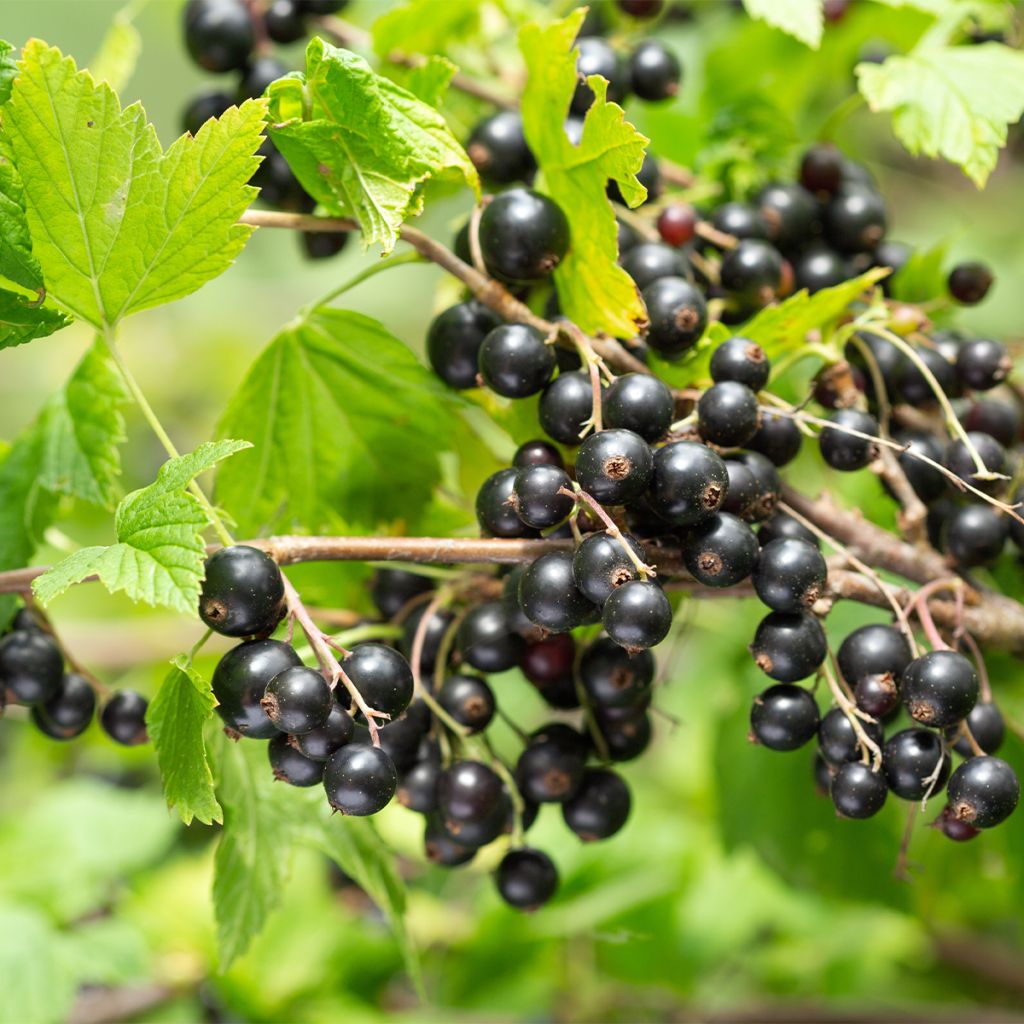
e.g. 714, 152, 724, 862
2, 2, 1024, 1022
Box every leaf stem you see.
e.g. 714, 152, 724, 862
304, 249, 426, 314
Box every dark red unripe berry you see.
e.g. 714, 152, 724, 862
656, 203, 697, 247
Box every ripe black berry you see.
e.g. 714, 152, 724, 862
571, 37, 627, 114
0, 629, 63, 705
269, 734, 324, 787
198, 545, 285, 638
896, 433, 946, 503
944, 505, 1007, 567
837, 623, 912, 690
946, 756, 1019, 828
292, 702, 354, 761
621, 242, 686, 290
896, 346, 956, 406
752, 538, 827, 612
963, 400, 1020, 448
100, 689, 149, 746
883, 728, 951, 800
513, 465, 574, 528
398, 758, 441, 814
324, 743, 397, 816
709, 337, 770, 391
438, 760, 503, 822
901, 650, 978, 729
831, 762, 888, 819
823, 187, 886, 253
642, 277, 708, 358
495, 847, 558, 910
261, 665, 332, 736
438, 674, 495, 734
539, 371, 597, 445
602, 373, 674, 442
427, 301, 501, 390
732, 451, 780, 522
264, 0, 307, 43
748, 410, 802, 467
478, 324, 556, 398
514, 439, 564, 470
236, 56, 288, 102
648, 441, 728, 526
574, 429, 654, 504
712, 202, 769, 241
456, 601, 525, 673
519, 552, 597, 633
401, 605, 456, 676
793, 245, 849, 293
478, 188, 570, 283
516, 733, 586, 803
341, 644, 414, 719
580, 636, 653, 708
800, 143, 844, 196
697, 381, 760, 448
300, 230, 348, 260
749, 611, 827, 682
948, 261, 993, 305
476, 468, 536, 538
681, 512, 759, 587
184, 0, 255, 73
602, 579, 671, 651
572, 531, 644, 605
749, 684, 819, 751
944, 432, 1006, 493
721, 459, 758, 520
467, 111, 535, 184
819, 409, 878, 471
182, 90, 233, 135
375, 701, 431, 773
424, 815, 478, 866
758, 513, 818, 549
562, 768, 631, 841
31, 673, 95, 740
596, 708, 652, 761
757, 182, 818, 248
817, 707, 883, 766
370, 568, 433, 620
656, 203, 697, 247
213, 639, 300, 738
955, 337, 1011, 391
628, 39, 680, 101
947, 701, 1004, 757
719, 240, 783, 308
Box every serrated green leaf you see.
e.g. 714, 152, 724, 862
216, 308, 463, 534
402, 54, 457, 106
741, 267, 890, 360
147, 657, 222, 826
519, 13, 648, 338
742, 0, 823, 49
0, 39, 17, 105
0, 158, 44, 295
90, 9, 141, 92
0, 289, 69, 349
889, 239, 949, 303
372, 0, 480, 60
212, 735, 294, 969
266, 37, 478, 255
32, 440, 250, 612
4, 41, 264, 329
857, 43, 1024, 187
36, 340, 129, 508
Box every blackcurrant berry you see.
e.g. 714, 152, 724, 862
823, 186, 886, 253
709, 337, 770, 392
620, 242, 686, 290
213, 639, 300, 738
749, 684, 819, 751
596, 708, 652, 761
467, 111, 535, 184
300, 0, 350, 13
580, 636, 653, 708
398, 758, 441, 814
752, 538, 827, 612
656, 203, 697, 247
438, 760, 503, 822
184, 0, 254, 73
831, 762, 888, 819
198, 545, 285, 638
814, 752, 835, 796
519, 552, 597, 633
478, 188, 570, 283
516, 733, 586, 803
955, 337, 1011, 391
628, 39, 680, 101
522, 634, 579, 709
944, 432, 1006, 494
292, 701, 353, 762
260, 665, 332, 736
182, 90, 233, 135
712, 202, 769, 241
438, 674, 495, 734
571, 37, 627, 115
374, 700, 431, 773
648, 440, 728, 525
31, 673, 95, 740
749, 611, 827, 683
721, 459, 758, 520
456, 601, 526, 673
370, 568, 433, 620
817, 706, 883, 766
269, 733, 324, 787
946, 755, 1019, 828
602, 373, 674, 442
479, 323, 556, 398
341, 644, 414, 719
562, 768, 631, 841
0, 629, 63, 705
572, 531, 645, 605
800, 143, 844, 196
883, 728, 950, 800
681, 512, 759, 587
748, 410, 802, 467
424, 815, 478, 866
896, 346, 955, 406
513, 464, 574, 528
901, 650, 978, 729
793, 244, 849, 293
426, 301, 501, 390
733, 451, 781, 522
944, 505, 1008, 567
602, 579, 671, 652
836, 623, 911, 691
237, 56, 288, 101
300, 230, 348, 260
757, 182, 818, 248
963, 400, 1020, 448
719, 239, 783, 309
895, 432, 946, 503
100, 689, 149, 746
947, 701, 1005, 757
948, 261, 993, 305
574, 429, 654, 504
539, 371, 597, 445
697, 381, 760, 448
495, 847, 558, 910
476, 468, 536, 538
514, 439, 564, 470
324, 742, 397, 815
264, 0, 307, 43
758, 513, 818, 548
819, 408, 878, 471
642, 277, 708, 358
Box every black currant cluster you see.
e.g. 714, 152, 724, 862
181, 0, 350, 259
0, 608, 149, 747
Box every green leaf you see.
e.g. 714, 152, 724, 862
0, 906, 74, 1024
857, 43, 1024, 186
212, 736, 294, 969
32, 440, 250, 613
216, 308, 463, 534
889, 239, 949, 303
90, 8, 142, 92
372, 0, 481, 59
519, 13, 649, 338
266, 37, 478, 255
740, 267, 890, 360
4, 40, 264, 329
0, 289, 69, 349
0, 156, 45, 295
147, 657, 223, 826
402, 55, 457, 106
36, 340, 129, 508
0, 39, 18, 105
742, 0, 823, 49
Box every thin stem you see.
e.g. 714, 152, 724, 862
306, 249, 425, 313
561, 486, 656, 580
330, 623, 403, 647
823, 659, 882, 769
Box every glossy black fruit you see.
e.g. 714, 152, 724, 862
749, 684, 819, 751
793, 245, 849, 293
749, 611, 827, 682
572, 531, 645, 605
947, 701, 1005, 757
513, 465, 574, 528
602, 373, 674, 442
837, 623, 912, 690
883, 728, 950, 800
709, 337, 770, 392
901, 650, 978, 729
571, 36, 627, 114
300, 230, 348, 260
944, 432, 1006, 493
538, 371, 596, 445
438, 674, 495, 734
398, 758, 441, 814
370, 568, 433, 620
602, 579, 672, 651
184, 0, 255, 73
719, 240, 783, 308
748, 410, 802, 466
628, 39, 680, 101
198, 545, 285, 638
269, 733, 325, 787
212, 639, 301, 738
948, 261, 993, 305
596, 708, 652, 761
642, 277, 708, 358
261, 665, 332, 735
562, 768, 631, 841
375, 701, 431, 773
946, 756, 1019, 828
519, 552, 597, 633
944, 505, 1008, 567
963, 400, 1021, 448
341, 644, 414, 719
467, 111, 535, 184
574, 429, 654, 504
495, 847, 558, 910
476, 468, 535, 538
479, 323, 556, 398
620, 242, 686, 290
478, 188, 570, 283
697, 381, 760, 448
292, 702, 354, 761
817, 707, 883, 766
513, 439, 564, 470
758, 512, 818, 549
426, 301, 502, 389
424, 815, 478, 866
264, 0, 307, 43
819, 409, 878, 471
896, 346, 956, 406
100, 690, 149, 746
732, 451, 780, 521
896, 433, 946, 503
712, 202, 769, 240
752, 538, 827, 612
182, 90, 233, 135
456, 601, 526, 673
681, 512, 759, 587
580, 636, 653, 708
438, 760, 503, 822
0, 630, 63, 705
800, 143, 844, 196
516, 733, 586, 804
324, 743, 397, 815
31, 673, 95, 740
757, 182, 818, 248
955, 337, 1011, 391
237, 55, 288, 101
831, 762, 888, 819
824, 187, 886, 253
648, 440, 729, 526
